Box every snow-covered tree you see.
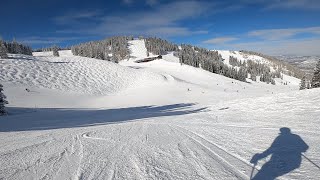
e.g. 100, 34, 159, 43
0, 84, 8, 115
311, 60, 320, 88
0, 40, 8, 58
145, 37, 179, 55
250, 73, 257, 81
53, 46, 59, 57
306, 81, 311, 89
71, 36, 133, 63
240, 50, 304, 79
2, 40, 32, 56
300, 76, 307, 90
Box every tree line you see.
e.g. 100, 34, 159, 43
229, 56, 283, 84
33, 45, 71, 52
142, 38, 300, 84
0, 84, 8, 115
240, 50, 304, 79
0, 39, 32, 56
300, 59, 320, 90
71, 36, 133, 63
144, 37, 179, 56
178, 45, 248, 82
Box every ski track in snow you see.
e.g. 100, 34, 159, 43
0, 41, 319, 179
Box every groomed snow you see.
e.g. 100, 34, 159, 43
0, 43, 319, 180
1, 51, 167, 95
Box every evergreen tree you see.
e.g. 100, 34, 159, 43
71, 36, 133, 63
145, 37, 179, 55
311, 59, 320, 88
0, 84, 8, 115
0, 40, 8, 58
250, 73, 257, 81
306, 81, 311, 89
299, 76, 307, 90
53, 46, 59, 57
2, 40, 32, 56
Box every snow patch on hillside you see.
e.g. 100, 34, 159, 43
217, 50, 268, 65
162, 52, 179, 63
128, 39, 148, 61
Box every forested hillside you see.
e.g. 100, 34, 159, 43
144, 37, 179, 55
69, 36, 304, 84
139, 37, 303, 84
71, 36, 133, 63
240, 50, 304, 79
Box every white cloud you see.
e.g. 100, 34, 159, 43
240, 0, 320, 10
122, 0, 133, 5
222, 38, 320, 56
205, 27, 320, 55
53, 11, 101, 25
146, 0, 158, 6
248, 27, 320, 40
266, 0, 320, 10
203, 37, 238, 44
98, 1, 210, 36
18, 36, 80, 45
56, 1, 211, 37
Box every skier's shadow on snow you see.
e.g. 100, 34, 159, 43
250, 127, 309, 180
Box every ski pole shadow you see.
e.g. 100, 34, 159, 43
250, 127, 309, 180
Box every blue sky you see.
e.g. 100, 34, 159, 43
1, 0, 320, 55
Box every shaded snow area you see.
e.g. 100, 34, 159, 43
0, 45, 319, 180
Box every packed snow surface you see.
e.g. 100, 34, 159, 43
1, 51, 165, 95
0, 42, 319, 180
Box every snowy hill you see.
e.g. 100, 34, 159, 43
1, 51, 167, 95
123, 39, 300, 86
217, 50, 269, 65
0, 39, 319, 180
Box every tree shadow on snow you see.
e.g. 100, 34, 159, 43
0, 103, 207, 132
250, 127, 310, 180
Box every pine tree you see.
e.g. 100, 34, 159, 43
311, 59, 320, 88
0, 40, 8, 58
306, 81, 311, 89
0, 84, 8, 115
299, 76, 307, 90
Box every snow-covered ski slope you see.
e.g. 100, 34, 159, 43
1, 51, 166, 95
0, 40, 319, 180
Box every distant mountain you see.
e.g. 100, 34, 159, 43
275, 55, 319, 79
